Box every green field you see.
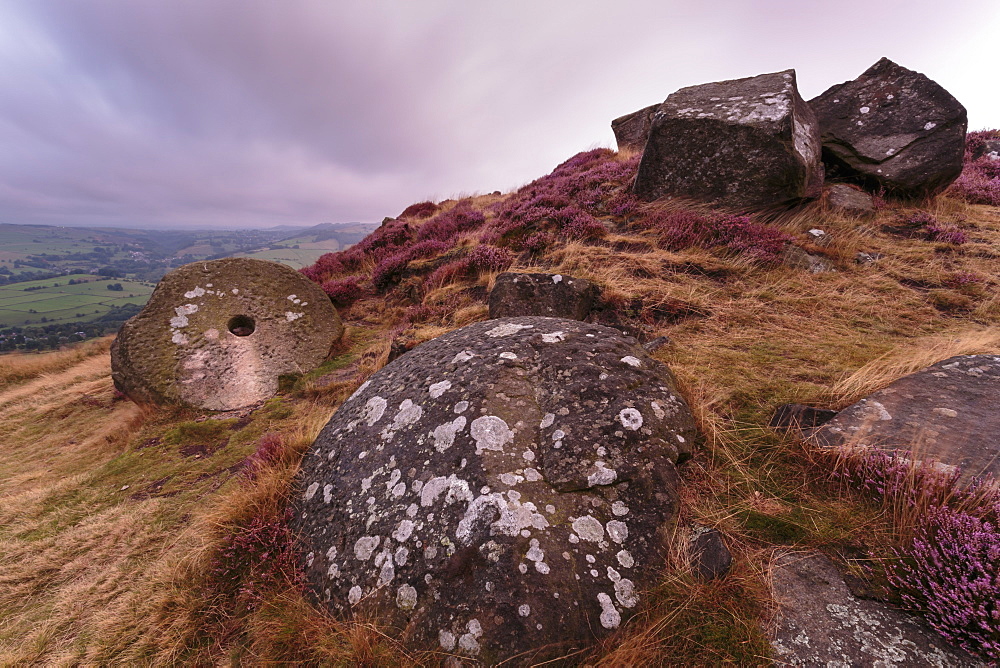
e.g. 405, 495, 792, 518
0, 274, 155, 327
236, 237, 342, 268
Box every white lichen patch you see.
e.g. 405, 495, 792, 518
362, 396, 387, 425
439, 629, 456, 651
500, 472, 524, 486
499, 352, 518, 360
597, 593, 621, 629
323, 484, 333, 503
354, 535, 381, 560
428, 380, 452, 398
486, 323, 534, 338
452, 350, 475, 364
432, 416, 467, 452
390, 399, 423, 430
616, 550, 635, 568
392, 519, 415, 542
587, 462, 618, 487
924, 121, 937, 131
617, 408, 643, 431
420, 475, 473, 507
396, 584, 418, 610
606, 520, 628, 544
540, 413, 555, 429
524, 467, 542, 481
932, 407, 958, 418
470, 415, 514, 454
572, 515, 606, 542
285, 311, 304, 322
184, 287, 206, 299
172, 332, 189, 345
611, 501, 629, 516
541, 331, 566, 343
519, 604, 531, 616
453, 400, 469, 414
620, 356, 641, 368
552, 274, 563, 283
348, 585, 363, 605
458, 619, 483, 655
304, 482, 320, 500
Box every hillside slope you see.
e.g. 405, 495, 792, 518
1, 137, 999, 664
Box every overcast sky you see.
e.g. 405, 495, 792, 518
1, 1, 998, 229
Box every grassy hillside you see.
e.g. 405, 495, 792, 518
0, 139, 998, 664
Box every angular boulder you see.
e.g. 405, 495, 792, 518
810, 354, 1000, 485
487, 272, 600, 321
111, 258, 343, 411
632, 69, 823, 209
809, 58, 967, 199
771, 551, 981, 666
611, 103, 659, 152
292, 316, 696, 663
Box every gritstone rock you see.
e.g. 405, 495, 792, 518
292, 316, 697, 664
111, 258, 343, 411
809, 57, 967, 199
826, 183, 876, 217
611, 103, 660, 152
487, 272, 600, 321
770, 551, 981, 666
632, 69, 823, 209
690, 528, 732, 580
809, 354, 1000, 486
970, 139, 1000, 161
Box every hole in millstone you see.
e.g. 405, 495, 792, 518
227, 315, 255, 337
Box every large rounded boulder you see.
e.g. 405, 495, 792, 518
292, 316, 697, 664
111, 258, 343, 411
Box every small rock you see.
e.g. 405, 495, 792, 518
690, 528, 732, 580
488, 272, 600, 321
769, 404, 838, 433
970, 139, 1000, 161
782, 246, 834, 273
642, 336, 671, 353
826, 183, 875, 217
855, 251, 882, 266
770, 551, 980, 666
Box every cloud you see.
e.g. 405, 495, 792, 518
0, 0, 997, 228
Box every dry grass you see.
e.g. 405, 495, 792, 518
2, 165, 1000, 663
0, 337, 112, 390
827, 327, 1000, 407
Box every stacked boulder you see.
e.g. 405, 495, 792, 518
292, 317, 697, 663
617, 58, 967, 207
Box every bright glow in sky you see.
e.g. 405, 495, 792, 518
1, 0, 997, 228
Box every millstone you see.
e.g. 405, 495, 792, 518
111, 258, 343, 410
292, 316, 697, 664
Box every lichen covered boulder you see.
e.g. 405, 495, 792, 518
111, 258, 343, 411
632, 69, 823, 209
292, 316, 697, 664
809, 58, 967, 199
